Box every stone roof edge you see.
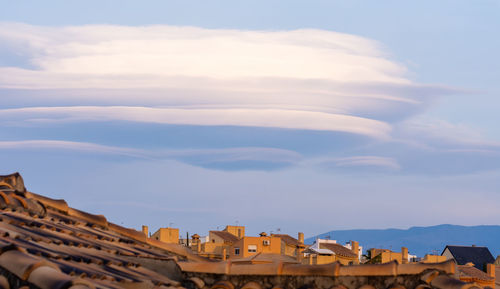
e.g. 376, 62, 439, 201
178, 259, 458, 277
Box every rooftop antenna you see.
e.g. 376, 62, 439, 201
169, 222, 174, 228
235, 220, 239, 226
277, 228, 281, 233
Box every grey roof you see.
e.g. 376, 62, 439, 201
442, 245, 494, 270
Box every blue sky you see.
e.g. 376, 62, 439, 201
0, 0, 499, 239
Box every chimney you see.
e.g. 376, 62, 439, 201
487, 263, 495, 279
401, 247, 408, 264
191, 234, 201, 252
351, 241, 360, 264
298, 232, 304, 244
142, 225, 148, 237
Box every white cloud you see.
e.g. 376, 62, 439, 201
395, 117, 500, 148
0, 23, 408, 84
0, 139, 302, 166
0, 106, 392, 139
316, 156, 401, 170
0, 140, 144, 157
0, 23, 451, 137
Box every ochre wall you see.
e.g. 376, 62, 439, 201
422, 254, 447, 263
304, 254, 356, 265
229, 236, 281, 258
282, 242, 297, 257
151, 228, 179, 244
224, 226, 245, 238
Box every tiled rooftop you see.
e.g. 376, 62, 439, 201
319, 242, 358, 258
457, 265, 494, 281
209, 231, 240, 243
271, 234, 300, 246
0, 173, 201, 289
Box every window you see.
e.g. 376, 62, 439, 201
248, 245, 257, 253
235, 248, 240, 255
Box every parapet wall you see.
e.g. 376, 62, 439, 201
179, 260, 479, 289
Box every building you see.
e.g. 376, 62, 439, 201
303, 239, 359, 265
271, 232, 305, 257
151, 227, 179, 244
422, 254, 447, 263
368, 247, 409, 264
441, 245, 495, 271
189, 225, 245, 259
343, 241, 363, 261
224, 225, 245, 239
194, 227, 306, 261
229, 232, 282, 259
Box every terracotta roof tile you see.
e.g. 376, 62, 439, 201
319, 242, 357, 258
271, 234, 300, 246
0, 173, 194, 289
209, 231, 239, 243
458, 265, 495, 281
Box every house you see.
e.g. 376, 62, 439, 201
192, 226, 243, 259
343, 241, 363, 261
229, 232, 282, 259
271, 232, 306, 257
303, 239, 359, 265
151, 227, 179, 244
441, 245, 495, 271
368, 247, 409, 264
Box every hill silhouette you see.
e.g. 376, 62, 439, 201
306, 224, 500, 257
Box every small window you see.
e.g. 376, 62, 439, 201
248, 245, 257, 253
235, 248, 240, 255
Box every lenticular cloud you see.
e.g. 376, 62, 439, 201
0, 23, 447, 138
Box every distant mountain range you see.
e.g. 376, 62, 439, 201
305, 224, 500, 257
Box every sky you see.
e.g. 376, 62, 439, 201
0, 0, 499, 240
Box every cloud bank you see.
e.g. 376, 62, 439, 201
0, 22, 452, 138
1, 23, 495, 175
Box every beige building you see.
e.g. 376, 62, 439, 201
224, 225, 245, 239
192, 226, 305, 261
151, 227, 179, 244
271, 233, 305, 258
191, 225, 243, 259
422, 254, 447, 263
368, 247, 409, 264
229, 232, 282, 259
303, 239, 359, 265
